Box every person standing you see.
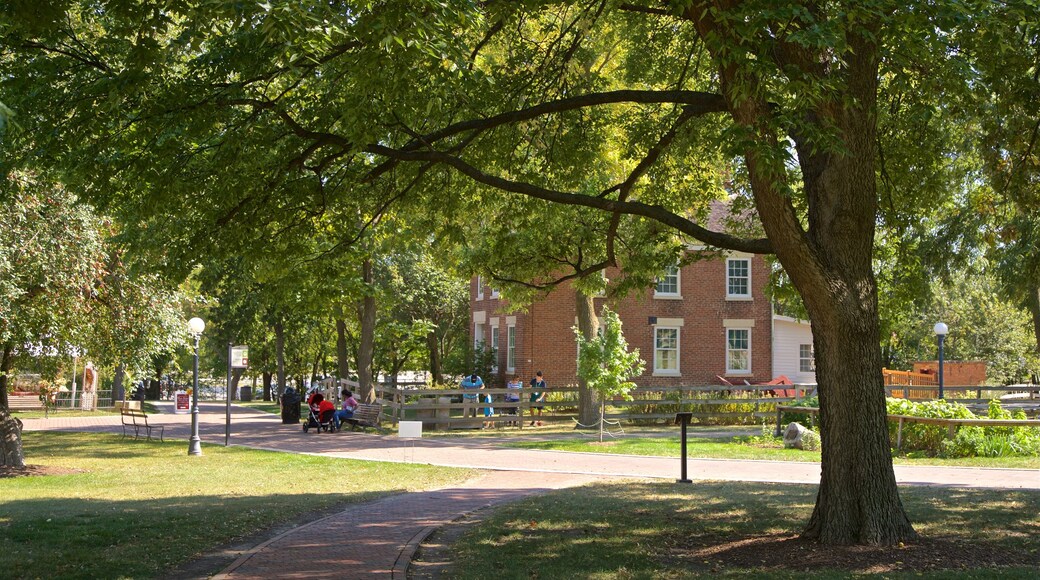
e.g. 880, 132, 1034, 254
505, 376, 522, 426
529, 371, 546, 426
461, 373, 483, 419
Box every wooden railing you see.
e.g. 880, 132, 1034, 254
372, 383, 1038, 429
776, 405, 1040, 450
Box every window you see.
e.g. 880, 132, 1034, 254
476, 276, 484, 300
726, 328, 751, 373
799, 344, 815, 372
506, 324, 516, 372
654, 327, 680, 374
474, 323, 485, 350
490, 325, 500, 372
655, 265, 680, 297
726, 258, 750, 299
490, 287, 499, 299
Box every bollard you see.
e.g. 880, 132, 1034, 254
674, 412, 693, 483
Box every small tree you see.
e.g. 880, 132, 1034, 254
575, 308, 645, 442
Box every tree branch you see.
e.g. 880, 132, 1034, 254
366, 144, 772, 254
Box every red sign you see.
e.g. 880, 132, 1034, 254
176, 391, 190, 411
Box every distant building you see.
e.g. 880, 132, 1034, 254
470, 251, 817, 388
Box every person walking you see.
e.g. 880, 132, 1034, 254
529, 371, 546, 426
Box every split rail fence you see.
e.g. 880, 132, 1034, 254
372, 383, 1039, 429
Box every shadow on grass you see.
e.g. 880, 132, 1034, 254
446, 481, 1040, 578
0, 491, 401, 579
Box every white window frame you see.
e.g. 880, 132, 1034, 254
506, 324, 516, 373
490, 323, 500, 372
799, 344, 815, 373
490, 287, 499, 299
653, 326, 681, 376
473, 322, 485, 350
654, 265, 681, 298
476, 275, 484, 300
726, 258, 751, 300
726, 328, 752, 375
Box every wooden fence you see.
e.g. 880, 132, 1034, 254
372, 383, 1039, 429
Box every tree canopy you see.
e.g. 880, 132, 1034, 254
3, 0, 1038, 546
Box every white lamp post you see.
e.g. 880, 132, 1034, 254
188, 317, 206, 456
933, 322, 948, 400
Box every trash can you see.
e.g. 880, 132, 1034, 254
239, 386, 253, 402
281, 388, 301, 424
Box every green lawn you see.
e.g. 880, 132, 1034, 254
506, 436, 1040, 468
234, 400, 282, 414
1, 431, 471, 578
447, 481, 1040, 578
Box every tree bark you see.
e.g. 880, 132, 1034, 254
112, 364, 126, 403
275, 320, 286, 398
0, 409, 24, 468
0, 342, 12, 410
575, 291, 600, 427
1028, 285, 1040, 358
427, 332, 443, 385
262, 371, 272, 401
356, 259, 377, 403
336, 317, 351, 381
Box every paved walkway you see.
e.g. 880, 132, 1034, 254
20, 403, 1040, 578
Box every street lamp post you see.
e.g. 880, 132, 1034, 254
188, 317, 206, 456
934, 322, 948, 400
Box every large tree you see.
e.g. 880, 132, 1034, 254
3, 0, 1030, 545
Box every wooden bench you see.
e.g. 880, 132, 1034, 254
121, 408, 164, 441
7, 394, 44, 411
344, 403, 382, 431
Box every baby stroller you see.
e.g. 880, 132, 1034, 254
303, 393, 336, 433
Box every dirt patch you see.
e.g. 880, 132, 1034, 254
587, 441, 618, 447
667, 533, 1040, 573
0, 464, 84, 478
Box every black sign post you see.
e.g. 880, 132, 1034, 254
675, 412, 693, 483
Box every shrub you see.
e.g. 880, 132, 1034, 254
886, 398, 977, 455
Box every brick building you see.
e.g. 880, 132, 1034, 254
470, 250, 817, 388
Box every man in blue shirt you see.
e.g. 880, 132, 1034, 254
461, 373, 483, 418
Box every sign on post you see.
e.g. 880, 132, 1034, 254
174, 390, 190, 414
230, 346, 249, 369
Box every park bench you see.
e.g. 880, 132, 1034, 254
120, 408, 164, 441
343, 403, 382, 431
7, 394, 44, 411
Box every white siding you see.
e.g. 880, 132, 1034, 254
772, 317, 817, 384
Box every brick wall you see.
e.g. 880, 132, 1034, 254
470, 253, 775, 388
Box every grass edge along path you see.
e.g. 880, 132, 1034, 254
0, 431, 472, 579
442, 480, 1040, 579
506, 436, 1040, 469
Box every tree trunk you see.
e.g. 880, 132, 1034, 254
1028, 285, 1040, 358
800, 292, 916, 544
262, 371, 272, 401
427, 331, 443, 385
336, 317, 351, 381
230, 367, 244, 399
310, 348, 322, 387
112, 364, 126, 403
0, 410, 24, 468
575, 291, 600, 427
275, 320, 286, 397
0, 342, 12, 410
356, 259, 377, 403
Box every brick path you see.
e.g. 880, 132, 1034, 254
19, 402, 1040, 578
